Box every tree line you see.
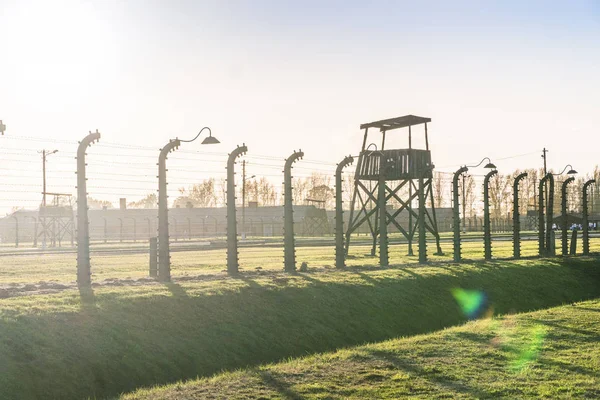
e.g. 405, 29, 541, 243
81, 165, 600, 218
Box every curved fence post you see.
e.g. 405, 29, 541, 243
583, 179, 596, 255
561, 176, 575, 255
452, 167, 468, 262
483, 169, 498, 260
226, 144, 248, 275
546, 175, 555, 256
76, 130, 101, 287
335, 155, 354, 268
284, 150, 304, 272
513, 172, 528, 258
157, 138, 181, 282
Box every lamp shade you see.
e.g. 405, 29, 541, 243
201, 135, 220, 145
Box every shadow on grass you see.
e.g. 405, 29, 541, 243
295, 272, 320, 284
451, 330, 494, 345
165, 282, 189, 298
1, 257, 599, 400
78, 285, 96, 311
367, 349, 491, 398
575, 306, 600, 313
396, 267, 421, 279
235, 275, 264, 290
347, 270, 380, 285
255, 369, 305, 400
539, 357, 599, 379
532, 318, 598, 340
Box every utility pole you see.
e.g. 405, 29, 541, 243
462, 172, 467, 233
242, 160, 246, 237
542, 147, 548, 211
40, 149, 58, 207
43, 151, 47, 206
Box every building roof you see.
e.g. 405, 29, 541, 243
360, 115, 431, 131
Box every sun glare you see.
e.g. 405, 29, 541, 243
3, 0, 118, 105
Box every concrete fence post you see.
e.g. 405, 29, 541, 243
226, 144, 248, 275
76, 130, 101, 287
283, 150, 304, 272
335, 155, 354, 268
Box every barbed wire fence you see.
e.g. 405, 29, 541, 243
1, 132, 599, 282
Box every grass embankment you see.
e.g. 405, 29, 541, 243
125, 299, 600, 399
0, 257, 599, 399
2, 236, 599, 284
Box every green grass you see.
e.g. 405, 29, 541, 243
0, 256, 599, 399
123, 299, 600, 399
1, 236, 599, 284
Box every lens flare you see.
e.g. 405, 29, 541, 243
508, 324, 546, 373
451, 288, 487, 319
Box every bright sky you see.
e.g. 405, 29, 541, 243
0, 0, 599, 212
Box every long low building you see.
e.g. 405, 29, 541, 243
0, 204, 459, 246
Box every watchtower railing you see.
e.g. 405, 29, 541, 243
356, 149, 432, 181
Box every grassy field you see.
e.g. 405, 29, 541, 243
1, 235, 598, 285
0, 255, 599, 399
123, 299, 600, 399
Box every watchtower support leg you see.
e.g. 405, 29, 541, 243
418, 176, 427, 264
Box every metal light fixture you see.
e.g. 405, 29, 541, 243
180, 126, 220, 144
201, 133, 220, 145
466, 157, 496, 170
554, 164, 577, 176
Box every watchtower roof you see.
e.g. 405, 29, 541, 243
360, 115, 431, 131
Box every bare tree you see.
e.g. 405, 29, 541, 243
174, 179, 217, 208
342, 173, 354, 209
462, 174, 477, 219
308, 184, 335, 209
567, 176, 585, 213
247, 177, 277, 206
519, 168, 539, 215
128, 193, 157, 209
592, 165, 600, 215
303, 173, 334, 208
432, 172, 446, 208
292, 177, 310, 204
87, 196, 114, 209
488, 173, 512, 219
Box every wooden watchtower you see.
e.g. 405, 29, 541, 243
345, 115, 442, 262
